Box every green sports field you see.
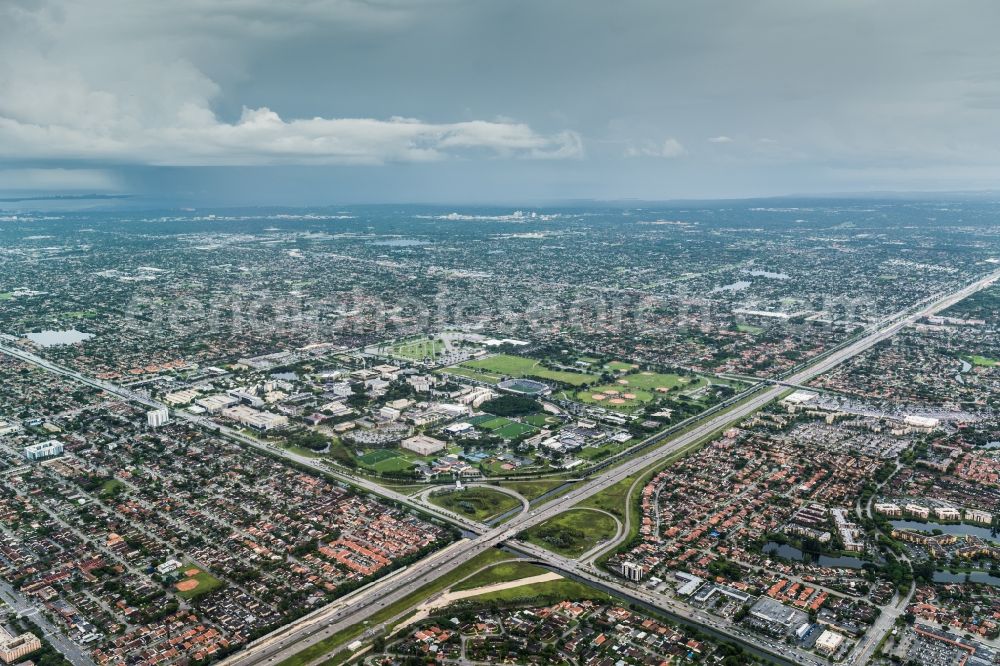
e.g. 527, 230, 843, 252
383, 337, 444, 360
494, 422, 537, 439
358, 449, 397, 465
523, 413, 558, 427
174, 563, 223, 600
479, 417, 512, 430
358, 449, 414, 472
571, 371, 707, 411
447, 354, 598, 386
475, 416, 538, 440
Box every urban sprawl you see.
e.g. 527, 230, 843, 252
0, 201, 997, 666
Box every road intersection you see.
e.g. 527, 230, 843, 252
0, 268, 996, 666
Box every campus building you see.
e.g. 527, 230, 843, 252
401, 435, 446, 456
222, 405, 289, 432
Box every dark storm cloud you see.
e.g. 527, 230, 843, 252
3, 0, 1000, 202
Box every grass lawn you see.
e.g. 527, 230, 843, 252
358, 449, 399, 465
438, 365, 502, 383
577, 440, 633, 460
479, 417, 513, 430
358, 448, 428, 473
387, 338, 444, 361
483, 457, 552, 476
736, 323, 764, 334
494, 422, 537, 439
523, 414, 557, 427
578, 425, 713, 520
174, 564, 223, 600
454, 354, 598, 386
496, 478, 574, 502
276, 549, 511, 666
604, 360, 638, 372
451, 560, 547, 591
966, 354, 998, 367
521, 509, 618, 558
382, 484, 426, 495
369, 455, 415, 473
578, 475, 634, 519
428, 488, 523, 522
286, 445, 327, 459
468, 579, 611, 605
99, 479, 125, 497
0, 292, 12, 301
475, 416, 538, 440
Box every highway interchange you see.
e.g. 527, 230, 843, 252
0, 267, 997, 666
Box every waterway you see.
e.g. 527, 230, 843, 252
890, 520, 998, 542
932, 570, 1000, 587
762, 542, 869, 569
23, 329, 94, 346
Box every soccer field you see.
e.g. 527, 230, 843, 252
475, 415, 538, 440
388, 338, 444, 360
358, 449, 398, 465
454, 354, 597, 386
358, 449, 416, 472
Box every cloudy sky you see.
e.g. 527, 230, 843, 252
2, 0, 1000, 205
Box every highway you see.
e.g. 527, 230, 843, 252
0, 267, 996, 666
217, 268, 1000, 666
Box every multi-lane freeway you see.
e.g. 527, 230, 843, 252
216, 268, 1000, 666
1, 268, 997, 666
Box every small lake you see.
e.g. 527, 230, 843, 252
24, 330, 94, 346
747, 270, 790, 280
890, 520, 998, 542
933, 570, 1000, 587
763, 542, 868, 569
711, 280, 751, 294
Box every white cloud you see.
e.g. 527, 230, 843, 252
625, 138, 686, 158
0, 107, 583, 166
708, 135, 733, 143
0, 0, 581, 166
